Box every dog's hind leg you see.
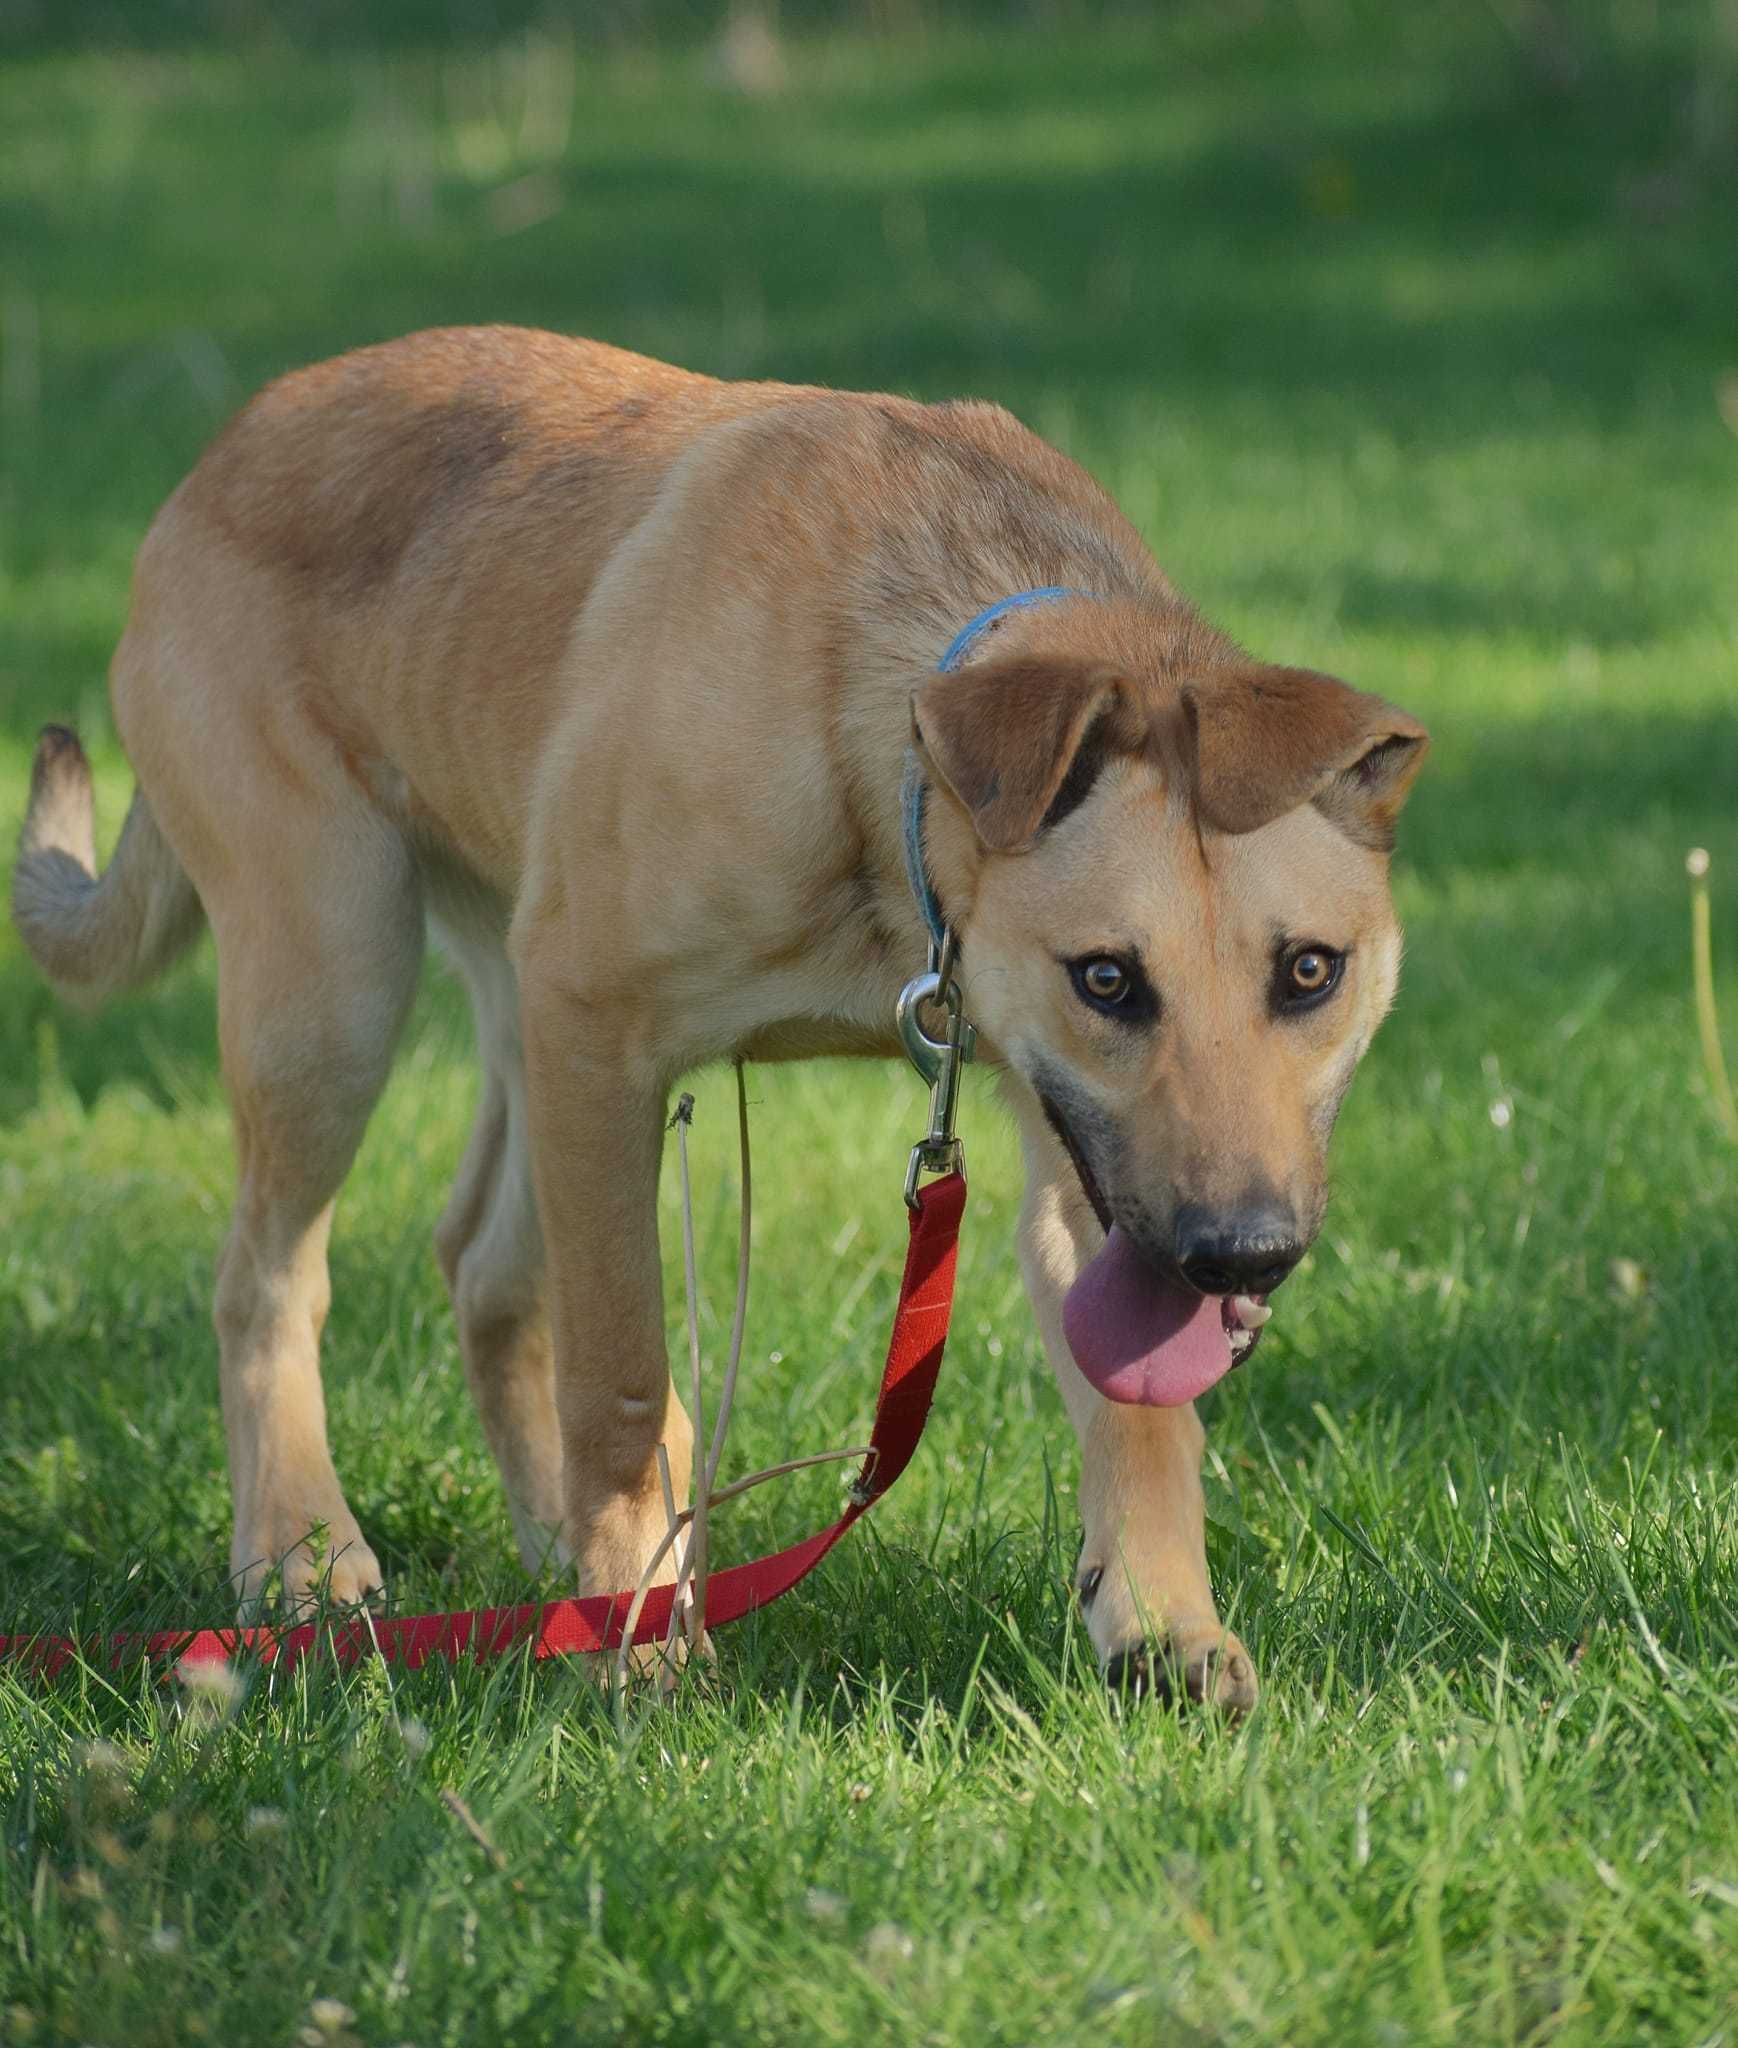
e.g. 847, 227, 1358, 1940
432, 930, 564, 1574
207, 818, 424, 1615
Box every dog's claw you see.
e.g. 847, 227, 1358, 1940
1105, 1633, 1258, 1717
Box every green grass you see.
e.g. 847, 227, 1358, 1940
4, 4, 1738, 2041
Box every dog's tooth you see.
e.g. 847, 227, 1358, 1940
1232, 1296, 1273, 1330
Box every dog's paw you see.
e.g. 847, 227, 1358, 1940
1102, 1624, 1258, 1718
231, 1515, 384, 1622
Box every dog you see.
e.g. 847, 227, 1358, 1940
12, 327, 1427, 1709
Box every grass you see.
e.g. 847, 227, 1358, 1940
3, 3, 1738, 2040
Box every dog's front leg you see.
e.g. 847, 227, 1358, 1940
1011, 1092, 1258, 1713
519, 967, 695, 1642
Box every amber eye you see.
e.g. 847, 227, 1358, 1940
1279, 944, 1345, 1008
1081, 959, 1129, 1003
1067, 953, 1157, 1023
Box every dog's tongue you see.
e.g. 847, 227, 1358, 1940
1062, 1227, 1233, 1407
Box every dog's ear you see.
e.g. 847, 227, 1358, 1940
1186, 665, 1428, 848
911, 655, 1134, 854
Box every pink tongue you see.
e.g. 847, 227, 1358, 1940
1062, 1226, 1233, 1407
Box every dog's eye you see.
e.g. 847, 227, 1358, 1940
1082, 959, 1128, 1003
1278, 944, 1345, 1010
1067, 954, 1157, 1023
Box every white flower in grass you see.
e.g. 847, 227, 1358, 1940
75, 1740, 131, 1807
1609, 1257, 1649, 1301
175, 1655, 242, 1723
862, 1921, 914, 1974
393, 1715, 431, 1759
244, 1806, 286, 1836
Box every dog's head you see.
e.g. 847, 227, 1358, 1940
912, 636, 1427, 1405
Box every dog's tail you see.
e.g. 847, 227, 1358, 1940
12, 726, 205, 1006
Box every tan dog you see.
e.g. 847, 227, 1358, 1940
12, 327, 1427, 1709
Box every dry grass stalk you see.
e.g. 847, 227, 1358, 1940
1687, 849, 1738, 1141
613, 1066, 868, 1714
676, 1090, 710, 1664
438, 1787, 520, 1891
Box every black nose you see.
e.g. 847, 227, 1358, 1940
1174, 1204, 1304, 1297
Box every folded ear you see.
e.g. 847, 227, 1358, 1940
911, 655, 1136, 854
1186, 664, 1429, 848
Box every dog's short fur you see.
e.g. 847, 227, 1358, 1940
12, 328, 1427, 1708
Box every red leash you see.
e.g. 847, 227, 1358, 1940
0, 1172, 965, 1682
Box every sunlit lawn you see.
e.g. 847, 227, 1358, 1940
2, 6, 1737, 2041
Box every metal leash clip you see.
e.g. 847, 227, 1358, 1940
896, 930, 977, 1210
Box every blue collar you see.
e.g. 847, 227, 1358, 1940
901, 586, 1082, 951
